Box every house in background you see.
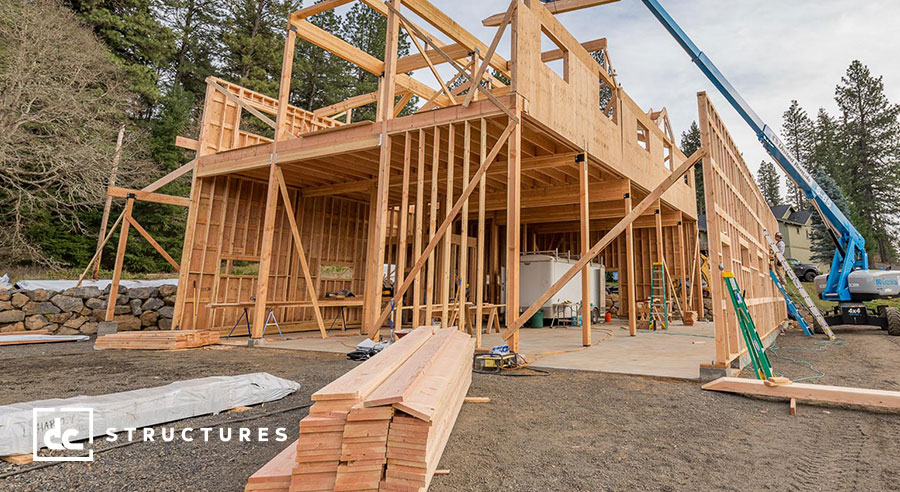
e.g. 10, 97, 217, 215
770, 204, 814, 265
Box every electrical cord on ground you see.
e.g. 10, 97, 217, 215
0, 401, 314, 481
768, 340, 849, 383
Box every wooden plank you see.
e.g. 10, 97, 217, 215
107, 187, 190, 207
142, 159, 196, 193
461, 0, 515, 108
245, 439, 297, 491
542, 38, 607, 63
474, 118, 487, 347
127, 215, 180, 271
292, 0, 354, 19
313, 92, 378, 118
364, 328, 455, 407
703, 377, 900, 410
394, 133, 412, 331
502, 148, 707, 341
105, 197, 133, 321
275, 167, 328, 339
484, 0, 621, 26
578, 153, 590, 346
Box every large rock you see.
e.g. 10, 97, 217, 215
11, 292, 29, 308
0, 293, 9, 302
79, 322, 99, 335
47, 312, 72, 324
56, 327, 81, 335
25, 315, 50, 330
103, 284, 127, 295
140, 311, 159, 327
116, 295, 129, 305
0, 322, 25, 332
114, 305, 132, 315
85, 297, 107, 310
51, 294, 84, 313
0, 310, 25, 324
158, 318, 173, 330
63, 315, 88, 329
68, 286, 102, 299
92, 309, 107, 322
163, 295, 177, 306
25, 289, 54, 302
158, 306, 174, 319
127, 287, 157, 300
142, 297, 164, 311
129, 299, 143, 316
112, 315, 141, 331
158, 284, 177, 297
0, 300, 13, 311
23, 301, 60, 316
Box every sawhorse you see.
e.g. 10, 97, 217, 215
225, 307, 286, 341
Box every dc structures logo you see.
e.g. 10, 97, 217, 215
32, 408, 94, 462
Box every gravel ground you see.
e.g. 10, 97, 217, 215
2, 325, 899, 491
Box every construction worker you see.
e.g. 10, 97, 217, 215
774, 231, 786, 256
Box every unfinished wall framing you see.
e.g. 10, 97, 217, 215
698, 92, 787, 367
93, 0, 782, 366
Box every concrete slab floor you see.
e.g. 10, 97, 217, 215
220, 319, 716, 381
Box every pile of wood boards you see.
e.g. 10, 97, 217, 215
94, 330, 219, 350
245, 326, 474, 492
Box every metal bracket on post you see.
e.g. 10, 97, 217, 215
575, 153, 585, 164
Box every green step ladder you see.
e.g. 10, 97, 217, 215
649, 262, 668, 330
722, 271, 774, 380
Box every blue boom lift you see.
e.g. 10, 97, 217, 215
635, 0, 900, 334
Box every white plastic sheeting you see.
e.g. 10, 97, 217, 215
14, 278, 179, 291
0, 372, 300, 455
0, 334, 89, 344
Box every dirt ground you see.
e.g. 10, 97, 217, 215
2, 325, 900, 491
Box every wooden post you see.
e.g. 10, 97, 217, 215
475, 118, 487, 348
364, 0, 401, 338
425, 127, 440, 325
578, 152, 591, 346
458, 121, 470, 333
395, 132, 412, 330
94, 124, 125, 279
441, 123, 455, 327
412, 129, 426, 327
625, 188, 637, 336
105, 196, 133, 322
677, 216, 688, 313
506, 104, 522, 352
693, 227, 704, 315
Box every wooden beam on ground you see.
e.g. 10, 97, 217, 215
107, 186, 190, 207
126, 215, 180, 271
275, 167, 328, 338
483, 0, 621, 26
703, 377, 900, 411
501, 148, 707, 342
142, 159, 196, 193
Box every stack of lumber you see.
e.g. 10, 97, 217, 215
94, 330, 219, 350
245, 440, 298, 491
246, 326, 474, 492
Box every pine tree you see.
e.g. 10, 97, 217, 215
781, 100, 814, 209
65, 0, 176, 112
809, 108, 841, 178
808, 167, 851, 264
680, 122, 705, 215
220, 0, 298, 98
159, 0, 223, 97
756, 160, 781, 206
291, 10, 353, 112
835, 60, 900, 262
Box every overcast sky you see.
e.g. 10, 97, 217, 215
395, 0, 900, 190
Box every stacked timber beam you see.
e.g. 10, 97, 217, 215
94, 330, 219, 350
245, 326, 474, 492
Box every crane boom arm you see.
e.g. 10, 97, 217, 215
638, 0, 868, 300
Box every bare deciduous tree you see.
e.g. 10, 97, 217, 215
0, 0, 150, 265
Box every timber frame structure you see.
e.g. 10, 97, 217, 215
94, 0, 785, 369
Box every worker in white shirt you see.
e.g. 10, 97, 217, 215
774, 232, 786, 256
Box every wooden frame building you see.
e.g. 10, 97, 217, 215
93, 0, 784, 369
